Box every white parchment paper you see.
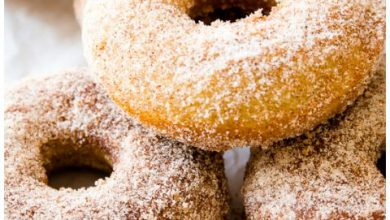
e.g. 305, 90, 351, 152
5, 0, 251, 218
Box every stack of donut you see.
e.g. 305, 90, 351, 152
5, 0, 385, 219
243, 59, 386, 219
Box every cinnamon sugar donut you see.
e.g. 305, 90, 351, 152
242, 61, 385, 219
5, 70, 229, 219
82, 0, 385, 151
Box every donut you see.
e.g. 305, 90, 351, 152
81, 0, 385, 151
5, 70, 229, 219
242, 60, 385, 219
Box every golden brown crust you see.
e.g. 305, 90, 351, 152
5, 70, 229, 219
82, 0, 385, 151
242, 60, 385, 219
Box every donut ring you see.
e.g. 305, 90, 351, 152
5, 71, 229, 219
82, 0, 385, 151
242, 60, 385, 219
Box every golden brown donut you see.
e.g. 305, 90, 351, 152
82, 0, 385, 151
242, 60, 385, 219
5, 70, 229, 219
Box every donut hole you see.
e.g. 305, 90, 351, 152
188, 0, 277, 25
47, 167, 110, 190
376, 151, 386, 178
40, 137, 113, 189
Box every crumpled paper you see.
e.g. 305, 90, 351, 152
5, 0, 251, 218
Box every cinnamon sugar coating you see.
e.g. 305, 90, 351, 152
5, 71, 229, 219
242, 61, 385, 219
82, 0, 385, 151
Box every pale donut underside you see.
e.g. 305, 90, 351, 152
82, 0, 385, 151
4, 71, 229, 219
242, 61, 385, 219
